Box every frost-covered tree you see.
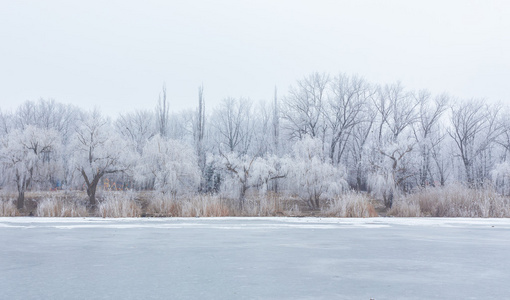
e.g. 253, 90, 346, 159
271, 87, 280, 155
429, 124, 453, 187
347, 107, 376, 191
194, 85, 207, 182
0, 109, 13, 137
282, 72, 329, 141
251, 101, 274, 157
135, 135, 200, 196
217, 151, 257, 208
448, 100, 503, 186
0, 126, 61, 209
212, 97, 254, 155
369, 83, 418, 208
413, 91, 448, 186
373, 82, 418, 142
115, 109, 156, 154
70, 110, 133, 207
156, 84, 170, 138
14, 99, 80, 143
3, 71, 510, 208
166, 110, 193, 141
492, 162, 510, 195
218, 151, 286, 209
285, 136, 346, 209
368, 136, 415, 208
325, 74, 373, 165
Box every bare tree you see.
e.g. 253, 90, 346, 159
497, 111, 510, 159
282, 72, 329, 141
212, 97, 253, 155
194, 84, 207, 191
373, 82, 419, 143
13, 101, 37, 130
272, 86, 280, 155
115, 109, 156, 154
325, 74, 373, 165
369, 83, 419, 208
448, 100, 503, 185
413, 91, 449, 186
13, 99, 80, 143
0, 109, 13, 136
156, 84, 170, 138
430, 128, 451, 187
196, 85, 205, 145
348, 107, 376, 191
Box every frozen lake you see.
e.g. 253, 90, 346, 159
1, 217, 509, 299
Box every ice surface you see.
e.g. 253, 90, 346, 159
0, 217, 509, 299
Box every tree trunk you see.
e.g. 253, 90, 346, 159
308, 198, 314, 210
383, 189, 394, 209
17, 190, 25, 210
314, 197, 320, 210
356, 167, 363, 192
80, 167, 105, 209
87, 183, 97, 207
85, 172, 104, 208
15, 173, 29, 210
273, 178, 279, 194
308, 193, 320, 210
464, 161, 474, 187
239, 184, 247, 210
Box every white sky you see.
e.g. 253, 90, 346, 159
1, 0, 509, 116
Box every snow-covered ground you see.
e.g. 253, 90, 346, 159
1, 217, 509, 299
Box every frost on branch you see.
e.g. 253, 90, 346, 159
69, 110, 134, 207
0, 126, 61, 209
135, 135, 200, 196
492, 162, 510, 196
217, 151, 286, 209
368, 136, 415, 209
285, 136, 346, 209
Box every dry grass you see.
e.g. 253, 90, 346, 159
36, 198, 87, 217
388, 198, 421, 217
147, 194, 231, 217
181, 195, 231, 217
389, 184, 510, 217
146, 194, 182, 217
0, 198, 17, 216
322, 192, 378, 217
240, 193, 301, 217
146, 192, 301, 217
98, 192, 142, 218
4, 186, 510, 218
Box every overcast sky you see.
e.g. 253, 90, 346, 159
1, 0, 509, 116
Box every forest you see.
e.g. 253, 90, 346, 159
1, 72, 510, 218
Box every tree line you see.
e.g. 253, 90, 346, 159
1, 72, 510, 210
